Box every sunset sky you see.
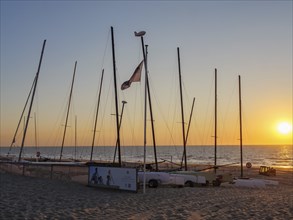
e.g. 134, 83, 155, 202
1, 1, 292, 148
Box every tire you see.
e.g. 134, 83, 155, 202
203, 180, 209, 187
185, 181, 194, 187
148, 179, 159, 188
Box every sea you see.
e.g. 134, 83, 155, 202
1, 145, 292, 169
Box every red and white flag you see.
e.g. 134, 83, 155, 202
121, 61, 143, 90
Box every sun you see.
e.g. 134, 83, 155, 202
277, 122, 292, 135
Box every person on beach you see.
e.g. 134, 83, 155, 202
106, 169, 114, 185
91, 168, 103, 184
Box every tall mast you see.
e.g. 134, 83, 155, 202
135, 30, 147, 193
214, 68, 217, 173
145, 45, 158, 171
18, 40, 46, 162
111, 26, 121, 166
177, 47, 187, 171
60, 61, 77, 161
90, 69, 104, 161
239, 75, 243, 177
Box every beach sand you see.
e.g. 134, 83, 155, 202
0, 165, 292, 220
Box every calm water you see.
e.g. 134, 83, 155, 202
1, 145, 292, 169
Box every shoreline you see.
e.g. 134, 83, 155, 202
1, 159, 292, 184
2, 145, 292, 170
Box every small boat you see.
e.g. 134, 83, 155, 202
171, 170, 233, 187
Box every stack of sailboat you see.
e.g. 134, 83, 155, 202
5, 28, 251, 190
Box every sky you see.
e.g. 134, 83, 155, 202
0, 0, 292, 148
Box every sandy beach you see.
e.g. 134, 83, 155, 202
0, 165, 292, 220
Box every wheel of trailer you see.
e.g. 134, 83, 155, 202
185, 181, 194, 187
148, 179, 159, 188
203, 180, 209, 187
212, 179, 221, 187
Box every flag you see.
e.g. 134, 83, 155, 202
121, 61, 143, 90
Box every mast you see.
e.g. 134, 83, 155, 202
181, 97, 195, 166
185, 97, 195, 144
135, 30, 147, 194
145, 45, 158, 171
111, 26, 121, 166
90, 69, 104, 161
214, 68, 217, 173
113, 100, 127, 163
239, 75, 243, 177
34, 112, 38, 152
75, 115, 77, 161
177, 47, 187, 171
18, 40, 46, 162
59, 61, 77, 161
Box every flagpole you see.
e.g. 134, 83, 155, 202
145, 45, 158, 171
135, 30, 147, 194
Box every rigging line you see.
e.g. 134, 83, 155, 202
119, 86, 135, 147
7, 76, 36, 156
101, 29, 111, 70
44, 71, 71, 148
78, 80, 105, 160
123, 51, 144, 146
241, 101, 250, 145
192, 116, 205, 145
166, 62, 183, 159
147, 60, 179, 150
82, 30, 110, 159
122, 89, 137, 146
78, 79, 100, 152
150, 78, 176, 145
201, 72, 214, 145
231, 117, 240, 145
221, 77, 239, 144
166, 70, 179, 145
94, 69, 113, 146
181, 79, 192, 109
